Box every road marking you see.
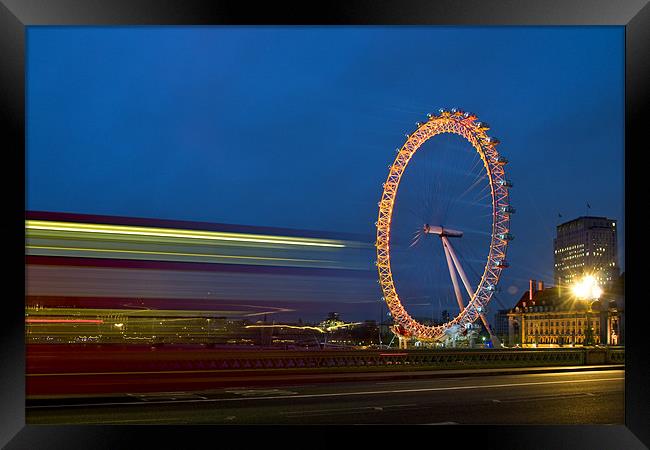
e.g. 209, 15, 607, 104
73, 417, 190, 424
127, 392, 208, 401
27, 376, 623, 409
282, 404, 417, 416
225, 389, 297, 397
487, 392, 601, 404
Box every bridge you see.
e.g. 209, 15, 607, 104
27, 344, 624, 398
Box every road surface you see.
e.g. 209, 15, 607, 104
27, 368, 623, 425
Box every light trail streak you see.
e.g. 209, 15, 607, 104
25, 319, 104, 324
26, 245, 331, 264
26, 221, 346, 248
245, 324, 326, 333
245, 322, 363, 333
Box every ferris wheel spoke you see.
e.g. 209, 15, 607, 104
409, 232, 422, 248
471, 182, 492, 202
458, 173, 488, 202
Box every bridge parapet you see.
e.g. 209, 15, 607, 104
28, 346, 624, 374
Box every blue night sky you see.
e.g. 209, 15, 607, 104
26, 26, 624, 311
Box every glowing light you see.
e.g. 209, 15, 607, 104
245, 324, 326, 333
571, 275, 603, 300
245, 321, 362, 333
26, 319, 104, 324
323, 322, 362, 332
26, 220, 346, 248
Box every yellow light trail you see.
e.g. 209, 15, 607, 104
245, 324, 326, 333
26, 245, 332, 264
26, 220, 346, 248
245, 322, 362, 333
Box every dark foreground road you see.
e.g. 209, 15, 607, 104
27, 369, 623, 425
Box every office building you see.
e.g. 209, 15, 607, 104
554, 216, 619, 288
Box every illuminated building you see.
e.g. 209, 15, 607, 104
507, 278, 623, 347
554, 216, 619, 288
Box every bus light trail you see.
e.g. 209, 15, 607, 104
26, 220, 346, 248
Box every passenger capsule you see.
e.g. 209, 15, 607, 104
493, 260, 510, 269
463, 112, 477, 121
475, 121, 490, 131
497, 232, 514, 241
499, 179, 514, 188
501, 205, 516, 214
496, 156, 509, 165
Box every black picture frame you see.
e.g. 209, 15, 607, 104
1, 0, 648, 448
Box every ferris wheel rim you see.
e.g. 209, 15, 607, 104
375, 109, 511, 342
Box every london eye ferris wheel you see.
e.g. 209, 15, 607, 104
375, 108, 514, 345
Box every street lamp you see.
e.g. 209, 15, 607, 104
571, 275, 602, 346
571, 275, 603, 300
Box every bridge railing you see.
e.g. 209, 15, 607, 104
27, 346, 624, 374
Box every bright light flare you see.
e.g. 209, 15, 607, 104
571, 275, 603, 300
